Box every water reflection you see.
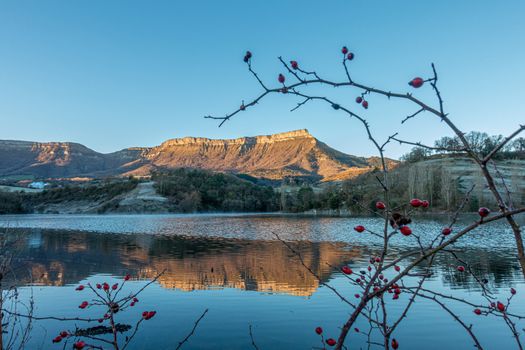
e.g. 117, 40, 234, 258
9, 228, 523, 296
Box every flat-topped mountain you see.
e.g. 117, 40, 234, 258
0, 130, 388, 182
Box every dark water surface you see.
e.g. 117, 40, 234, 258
0, 214, 524, 349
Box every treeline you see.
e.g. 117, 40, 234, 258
152, 168, 279, 212
401, 132, 525, 163
0, 192, 25, 214
282, 154, 525, 214
0, 179, 139, 214
280, 164, 472, 214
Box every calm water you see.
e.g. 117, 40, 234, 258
0, 214, 524, 349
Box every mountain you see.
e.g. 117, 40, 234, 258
0, 130, 390, 182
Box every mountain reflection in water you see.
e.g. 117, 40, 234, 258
11, 228, 524, 295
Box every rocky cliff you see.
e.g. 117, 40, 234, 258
0, 130, 383, 182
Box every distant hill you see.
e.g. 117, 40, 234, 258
0, 129, 396, 182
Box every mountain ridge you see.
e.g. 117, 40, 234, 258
0, 129, 394, 182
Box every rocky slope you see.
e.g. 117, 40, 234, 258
0, 130, 385, 182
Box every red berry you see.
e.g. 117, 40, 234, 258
341, 266, 353, 275
355, 96, 363, 104
315, 326, 323, 335
362, 100, 368, 109
112, 283, 118, 290
354, 293, 360, 298
457, 266, 465, 272
421, 200, 429, 208
400, 226, 412, 236
394, 265, 401, 272
124, 274, 131, 281
393, 293, 399, 300
354, 328, 360, 332
103, 283, 109, 291
410, 198, 422, 207
346, 52, 354, 60
75, 285, 84, 291
376, 201, 386, 210
96, 283, 102, 289
511, 287, 517, 295
52, 336, 62, 343
478, 207, 490, 218
98, 318, 103, 323
442, 227, 452, 236
79, 301, 88, 309
408, 77, 424, 88
290, 60, 299, 69
73, 341, 86, 350
474, 308, 482, 315
133, 297, 139, 302
341, 46, 348, 55
391, 338, 399, 349
497, 301, 505, 312
367, 266, 372, 271
354, 225, 365, 233
326, 338, 337, 346
60, 331, 68, 338
278, 74, 285, 84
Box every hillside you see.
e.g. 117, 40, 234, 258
0, 130, 389, 182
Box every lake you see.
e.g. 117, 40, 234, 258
0, 214, 524, 349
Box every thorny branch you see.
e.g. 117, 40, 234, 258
205, 47, 525, 349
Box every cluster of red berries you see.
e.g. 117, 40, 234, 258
481, 289, 518, 315
409, 198, 429, 208
243, 50, 252, 63
54, 274, 153, 348
314, 327, 337, 347
52, 331, 69, 344
52, 334, 87, 350
355, 96, 368, 109
341, 46, 355, 60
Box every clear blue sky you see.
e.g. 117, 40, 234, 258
1, 0, 524, 158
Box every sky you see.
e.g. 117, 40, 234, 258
0, 0, 524, 159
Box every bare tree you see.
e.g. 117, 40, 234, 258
205, 47, 525, 349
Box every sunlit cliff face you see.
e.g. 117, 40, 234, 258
0, 130, 387, 181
